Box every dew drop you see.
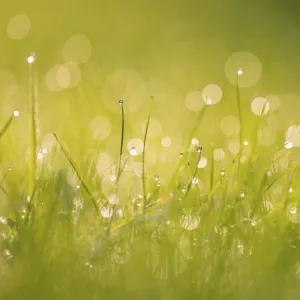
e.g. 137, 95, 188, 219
130, 147, 137, 156
192, 177, 199, 185
197, 146, 203, 153
237, 69, 243, 75
27, 53, 36, 64
290, 206, 297, 215
285, 140, 293, 149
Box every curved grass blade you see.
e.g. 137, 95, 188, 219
53, 133, 101, 217
110, 192, 174, 235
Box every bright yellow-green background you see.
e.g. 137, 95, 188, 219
0, 0, 300, 187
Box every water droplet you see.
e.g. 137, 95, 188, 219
290, 206, 297, 215
42, 148, 48, 154
101, 206, 113, 218
138, 194, 143, 199
27, 53, 36, 64
154, 174, 159, 181
197, 146, 203, 153
37, 152, 43, 160
192, 177, 199, 185
285, 140, 293, 149
179, 152, 184, 157
289, 187, 294, 193
130, 146, 137, 156
0, 217, 7, 224
220, 169, 226, 176
76, 184, 80, 189
244, 140, 249, 146
13, 110, 19, 117
191, 138, 199, 145
251, 220, 257, 227
240, 192, 245, 198
237, 69, 243, 75
9, 167, 13, 171
4, 249, 13, 259
157, 181, 161, 187
118, 99, 124, 104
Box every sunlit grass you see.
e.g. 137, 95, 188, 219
0, 64, 299, 300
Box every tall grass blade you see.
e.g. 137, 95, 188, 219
142, 96, 153, 209
53, 133, 101, 217
27, 53, 38, 223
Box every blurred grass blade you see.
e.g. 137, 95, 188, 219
0, 114, 14, 141
116, 99, 125, 185
107, 100, 126, 235
27, 54, 38, 223
170, 105, 207, 186
53, 133, 101, 217
236, 73, 243, 175
142, 96, 153, 209
0, 168, 11, 196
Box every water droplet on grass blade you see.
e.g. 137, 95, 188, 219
220, 169, 226, 176
237, 69, 243, 75
27, 53, 36, 64
192, 177, 199, 185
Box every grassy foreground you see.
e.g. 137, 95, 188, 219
0, 63, 299, 300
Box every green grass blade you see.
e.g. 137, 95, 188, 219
107, 100, 126, 235
116, 99, 125, 184
53, 133, 101, 217
142, 96, 153, 209
0, 115, 14, 141
169, 105, 207, 187
27, 54, 38, 224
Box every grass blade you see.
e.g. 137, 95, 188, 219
0, 115, 14, 141
53, 133, 101, 217
142, 96, 153, 209
27, 54, 38, 223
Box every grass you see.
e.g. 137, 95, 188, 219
0, 63, 299, 300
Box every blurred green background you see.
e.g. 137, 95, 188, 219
0, 0, 300, 209
1, 2, 300, 299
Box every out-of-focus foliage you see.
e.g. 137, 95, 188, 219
0, 0, 300, 299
